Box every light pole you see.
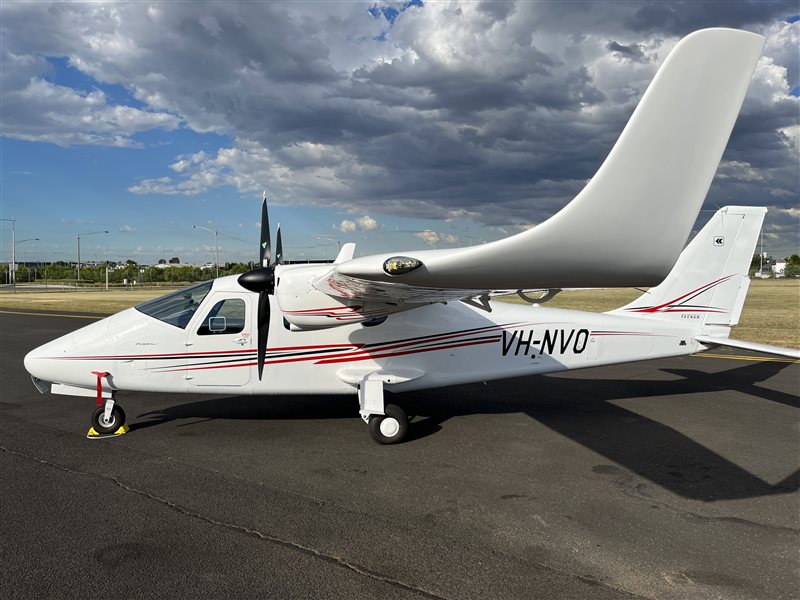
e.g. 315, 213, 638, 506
77, 231, 109, 284
13, 238, 39, 287
192, 225, 219, 278
315, 236, 340, 261
0, 217, 15, 284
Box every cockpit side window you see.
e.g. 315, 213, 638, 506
135, 281, 213, 329
197, 298, 246, 335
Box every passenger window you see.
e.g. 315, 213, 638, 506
197, 298, 246, 335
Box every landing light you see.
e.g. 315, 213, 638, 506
383, 256, 423, 276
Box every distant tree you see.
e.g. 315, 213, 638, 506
169, 257, 180, 264
749, 254, 762, 276
784, 263, 800, 278
787, 254, 800, 267
158, 258, 166, 265
12, 265, 27, 282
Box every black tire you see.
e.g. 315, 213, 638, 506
368, 404, 408, 445
91, 405, 126, 435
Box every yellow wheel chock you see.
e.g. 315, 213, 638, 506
86, 424, 129, 439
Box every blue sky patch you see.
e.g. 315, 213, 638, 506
45, 56, 146, 109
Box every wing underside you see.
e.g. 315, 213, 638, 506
314, 271, 486, 305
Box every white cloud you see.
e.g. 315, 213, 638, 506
356, 215, 378, 230
336, 219, 357, 233
414, 230, 459, 246
414, 230, 440, 246
336, 215, 379, 233
440, 233, 459, 244
3, 72, 179, 147
716, 160, 765, 182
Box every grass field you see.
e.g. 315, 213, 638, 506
1, 279, 798, 347
0, 288, 175, 315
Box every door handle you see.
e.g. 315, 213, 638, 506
233, 337, 248, 345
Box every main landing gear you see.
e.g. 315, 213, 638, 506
359, 374, 409, 444
87, 371, 129, 439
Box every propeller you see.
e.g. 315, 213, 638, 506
238, 192, 282, 380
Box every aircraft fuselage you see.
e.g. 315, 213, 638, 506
24, 277, 701, 399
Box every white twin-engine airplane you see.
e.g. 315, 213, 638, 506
24, 28, 799, 443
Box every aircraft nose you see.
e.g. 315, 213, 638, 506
24, 336, 71, 383
24, 316, 111, 387
23, 346, 41, 376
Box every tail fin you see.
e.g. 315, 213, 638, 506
611, 206, 766, 328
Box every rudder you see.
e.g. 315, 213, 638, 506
610, 206, 766, 328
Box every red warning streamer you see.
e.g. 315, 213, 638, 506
91, 371, 109, 406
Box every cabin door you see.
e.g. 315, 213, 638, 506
185, 292, 253, 386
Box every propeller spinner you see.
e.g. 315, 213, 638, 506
238, 194, 283, 380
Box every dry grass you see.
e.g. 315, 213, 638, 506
2, 280, 798, 347
0, 288, 172, 315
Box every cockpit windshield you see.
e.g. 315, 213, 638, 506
135, 281, 213, 329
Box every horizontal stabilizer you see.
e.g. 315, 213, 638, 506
696, 336, 800, 360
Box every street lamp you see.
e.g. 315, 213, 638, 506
192, 225, 219, 278
0, 217, 15, 284
13, 238, 39, 286
77, 231, 109, 284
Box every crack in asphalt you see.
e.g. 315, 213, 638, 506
1, 445, 447, 600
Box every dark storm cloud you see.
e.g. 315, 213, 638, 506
606, 41, 650, 62
625, 1, 797, 35
1, 1, 797, 249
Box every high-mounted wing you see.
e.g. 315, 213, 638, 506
320, 31, 761, 283
280, 29, 765, 329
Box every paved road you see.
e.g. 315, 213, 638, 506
1, 310, 798, 599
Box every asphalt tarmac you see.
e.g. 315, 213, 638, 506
1, 309, 798, 600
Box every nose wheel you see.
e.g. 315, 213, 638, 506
91, 404, 127, 435
87, 371, 129, 438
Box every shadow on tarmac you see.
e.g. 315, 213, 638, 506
134, 359, 799, 503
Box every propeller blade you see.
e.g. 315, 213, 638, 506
259, 192, 270, 267
275, 225, 283, 266
257, 290, 270, 380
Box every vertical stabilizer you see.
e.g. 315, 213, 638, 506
611, 206, 766, 329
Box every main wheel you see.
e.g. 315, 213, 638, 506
368, 404, 408, 445
91, 405, 126, 435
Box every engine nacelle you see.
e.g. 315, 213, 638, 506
275, 264, 370, 330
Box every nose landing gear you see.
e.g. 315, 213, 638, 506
90, 404, 127, 436
87, 371, 129, 439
